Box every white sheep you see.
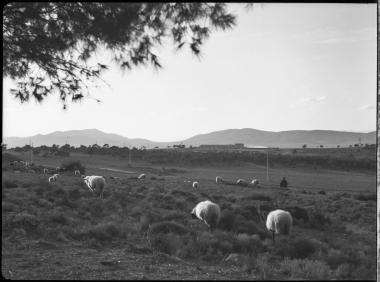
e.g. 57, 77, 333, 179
138, 173, 146, 180
192, 181, 199, 189
83, 175, 106, 199
48, 174, 58, 182
191, 200, 221, 230
265, 209, 293, 242
236, 179, 248, 186
216, 176, 224, 184
74, 170, 81, 176
251, 179, 260, 187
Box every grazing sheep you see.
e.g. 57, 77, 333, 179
216, 176, 224, 184
48, 174, 58, 182
251, 179, 260, 187
83, 175, 106, 199
192, 181, 199, 189
236, 179, 248, 187
43, 168, 49, 174
138, 173, 146, 180
191, 200, 221, 230
265, 209, 293, 242
74, 170, 81, 176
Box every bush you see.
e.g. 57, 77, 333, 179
308, 211, 331, 229
354, 193, 376, 202
275, 237, 317, 259
150, 232, 184, 255
61, 160, 85, 174
279, 258, 331, 280
234, 233, 263, 254
149, 221, 190, 236
46, 210, 70, 225
246, 193, 272, 201
219, 209, 236, 231
68, 187, 82, 200
9, 212, 40, 232
286, 206, 309, 223
3, 180, 18, 188
2, 201, 19, 212
86, 222, 123, 242
2, 152, 22, 163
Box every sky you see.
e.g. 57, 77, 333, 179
3, 3, 377, 142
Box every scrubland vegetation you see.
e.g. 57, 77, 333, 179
2, 152, 376, 280
10, 143, 376, 172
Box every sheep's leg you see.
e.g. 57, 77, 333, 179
272, 231, 275, 243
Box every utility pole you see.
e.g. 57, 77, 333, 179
128, 145, 132, 166
266, 150, 269, 182
30, 139, 34, 164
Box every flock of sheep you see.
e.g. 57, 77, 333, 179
11, 160, 293, 243
190, 176, 292, 242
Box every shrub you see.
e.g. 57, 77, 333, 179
60, 160, 85, 174
308, 211, 331, 229
46, 210, 70, 225
354, 193, 376, 202
275, 237, 316, 259
279, 258, 331, 280
2, 201, 19, 212
3, 180, 18, 189
2, 152, 22, 163
234, 234, 263, 254
86, 222, 123, 242
219, 209, 236, 231
10, 212, 40, 232
68, 187, 82, 200
149, 221, 190, 236
285, 206, 309, 223
247, 193, 272, 201
150, 232, 184, 255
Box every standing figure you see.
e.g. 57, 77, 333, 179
280, 177, 288, 188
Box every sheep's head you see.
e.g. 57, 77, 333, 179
191, 208, 197, 219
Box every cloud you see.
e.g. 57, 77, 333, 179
290, 96, 326, 109
359, 104, 375, 110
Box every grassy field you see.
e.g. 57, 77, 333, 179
2, 151, 376, 280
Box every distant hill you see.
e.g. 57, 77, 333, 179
182, 128, 376, 148
3, 128, 376, 149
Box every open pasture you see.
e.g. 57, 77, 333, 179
2, 152, 376, 280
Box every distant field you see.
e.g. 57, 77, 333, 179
11, 151, 375, 193
2, 152, 376, 280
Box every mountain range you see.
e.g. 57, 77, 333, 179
3, 128, 376, 149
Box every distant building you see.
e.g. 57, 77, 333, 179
173, 144, 186, 149
198, 143, 246, 150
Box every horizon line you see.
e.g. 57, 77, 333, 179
3, 127, 376, 143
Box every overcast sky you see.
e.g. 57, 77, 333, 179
3, 3, 377, 142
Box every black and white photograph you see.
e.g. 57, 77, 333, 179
2, 2, 377, 280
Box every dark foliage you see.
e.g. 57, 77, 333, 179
61, 160, 85, 174
4, 3, 237, 108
